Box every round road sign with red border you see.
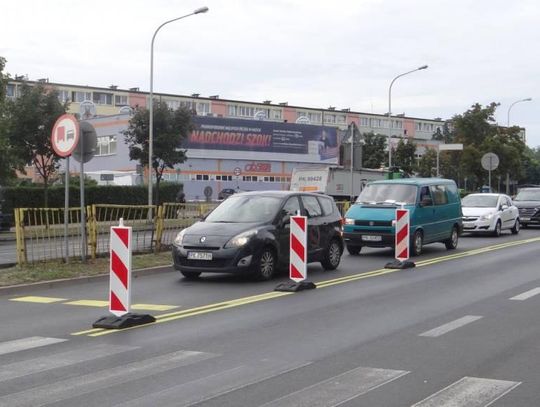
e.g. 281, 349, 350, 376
51, 114, 80, 157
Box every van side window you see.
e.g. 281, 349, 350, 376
301, 195, 323, 218
419, 186, 432, 205
318, 196, 334, 216
430, 185, 449, 205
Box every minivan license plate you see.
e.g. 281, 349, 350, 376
362, 235, 382, 242
188, 251, 212, 261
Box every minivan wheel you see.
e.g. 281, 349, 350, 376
511, 219, 520, 234
321, 239, 342, 270
346, 245, 362, 255
254, 248, 276, 281
411, 230, 423, 256
445, 226, 459, 250
493, 220, 502, 237
181, 270, 201, 280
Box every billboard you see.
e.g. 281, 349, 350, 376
186, 116, 339, 163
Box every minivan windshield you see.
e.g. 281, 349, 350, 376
461, 194, 498, 208
356, 184, 417, 205
205, 195, 282, 223
514, 189, 540, 201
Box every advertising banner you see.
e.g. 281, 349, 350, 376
187, 116, 339, 163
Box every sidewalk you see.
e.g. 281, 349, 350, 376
0, 231, 15, 242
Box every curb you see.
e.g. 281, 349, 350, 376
0, 264, 175, 296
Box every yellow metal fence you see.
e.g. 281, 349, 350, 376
15, 202, 219, 265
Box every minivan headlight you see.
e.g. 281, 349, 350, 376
174, 229, 187, 246
345, 218, 355, 225
224, 229, 257, 248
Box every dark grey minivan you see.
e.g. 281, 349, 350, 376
172, 191, 344, 280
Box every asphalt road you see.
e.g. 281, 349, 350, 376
1, 228, 540, 406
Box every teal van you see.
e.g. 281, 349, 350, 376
343, 178, 462, 256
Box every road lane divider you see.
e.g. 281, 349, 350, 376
509, 287, 540, 301
72, 236, 540, 337
419, 315, 483, 337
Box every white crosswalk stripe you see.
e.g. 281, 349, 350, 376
0, 343, 137, 383
115, 359, 312, 407
0, 336, 67, 356
411, 376, 521, 407
259, 366, 409, 407
0, 349, 216, 407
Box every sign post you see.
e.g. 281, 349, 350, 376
51, 114, 80, 264
274, 214, 316, 292
481, 152, 499, 191
385, 207, 415, 269
93, 218, 156, 329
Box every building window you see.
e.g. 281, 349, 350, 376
416, 122, 422, 131
336, 115, 346, 124
197, 102, 210, 116
72, 91, 92, 103
164, 99, 180, 110
360, 117, 369, 126
56, 90, 70, 103
324, 114, 336, 124
96, 135, 117, 156
271, 109, 282, 120
114, 95, 128, 106
93, 92, 113, 105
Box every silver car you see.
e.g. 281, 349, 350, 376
461, 193, 520, 236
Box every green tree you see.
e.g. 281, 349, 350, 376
361, 132, 386, 168
449, 102, 528, 191
0, 56, 17, 185
8, 82, 67, 205
393, 139, 417, 175
417, 148, 437, 177
123, 102, 193, 204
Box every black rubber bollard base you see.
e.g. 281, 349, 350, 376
274, 281, 317, 292
384, 260, 416, 269
93, 313, 156, 329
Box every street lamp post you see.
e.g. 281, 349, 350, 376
507, 97, 532, 126
505, 97, 532, 194
387, 65, 428, 169
148, 6, 209, 216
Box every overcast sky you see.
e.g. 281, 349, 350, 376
2, 0, 539, 147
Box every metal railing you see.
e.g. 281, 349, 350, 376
14, 202, 219, 265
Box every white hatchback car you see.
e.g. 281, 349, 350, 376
461, 193, 520, 236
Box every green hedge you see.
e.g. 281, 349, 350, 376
1, 183, 181, 214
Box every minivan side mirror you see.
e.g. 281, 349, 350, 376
420, 197, 433, 207
501, 204, 508, 211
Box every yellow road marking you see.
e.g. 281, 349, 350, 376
64, 300, 109, 307
131, 304, 179, 311
64, 300, 180, 311
10, 296, 66, 304
74, 236, 540, 337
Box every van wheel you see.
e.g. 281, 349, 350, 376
346, 245, 362, 255
181, 271, 201, 280
411, 230, 423, 256
445, 226, 459, 250
321, 239, 342, 270
511, 219, 520, 234
254, 248, 276, 281
492, 220, 502, 237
